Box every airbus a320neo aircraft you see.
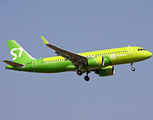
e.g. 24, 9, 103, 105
3, 36, 152, 81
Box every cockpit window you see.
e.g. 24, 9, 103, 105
138, 49, 145, 51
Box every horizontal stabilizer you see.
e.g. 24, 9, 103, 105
3, 60, 24, 67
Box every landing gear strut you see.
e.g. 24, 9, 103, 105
84, 71, 90, 81
130, 63, 135, 71
76, 64, 83, 76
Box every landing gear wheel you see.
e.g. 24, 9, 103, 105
77, 70, 82, 76
84, 76, 90, 81
131, 67, 135, 71
130, 63, 135, 72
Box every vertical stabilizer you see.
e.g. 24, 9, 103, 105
7, 40, 35, 62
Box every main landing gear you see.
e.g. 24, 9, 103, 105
77, 70, 82, 76
84, 71, 90, 81
130, 63, 135, 71
76, 70, 90, 81
77, 64, 83, 76
84, 76, 90, 81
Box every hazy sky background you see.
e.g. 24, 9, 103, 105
1, 1, 153, 120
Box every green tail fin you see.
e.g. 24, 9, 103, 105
7, 40, 34, 62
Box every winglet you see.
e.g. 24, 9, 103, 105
41, 36, 49, 45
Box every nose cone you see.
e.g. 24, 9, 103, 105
146, 51, 152, 58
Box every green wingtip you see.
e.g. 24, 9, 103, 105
41, 36, 49, 45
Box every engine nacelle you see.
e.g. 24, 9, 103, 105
95, 66, 115, 77
86, 57, 104, 68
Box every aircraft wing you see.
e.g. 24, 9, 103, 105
41, 36, 87, 67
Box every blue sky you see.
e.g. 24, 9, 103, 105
1, 1, 153, 120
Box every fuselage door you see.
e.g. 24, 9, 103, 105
128, 45, 133, 55
32, 60, 37, 68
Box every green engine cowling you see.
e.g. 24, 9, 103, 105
95, 66, 115, 77
87, 57, 104, 68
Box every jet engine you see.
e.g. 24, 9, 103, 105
95, 66, 115, 77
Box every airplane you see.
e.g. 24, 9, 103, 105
3, 36, 152, 81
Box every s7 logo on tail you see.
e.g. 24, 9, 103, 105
10, 48, 23, 60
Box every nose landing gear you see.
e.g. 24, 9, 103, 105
131, 67, 135, 71
130, 63, 135, 71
